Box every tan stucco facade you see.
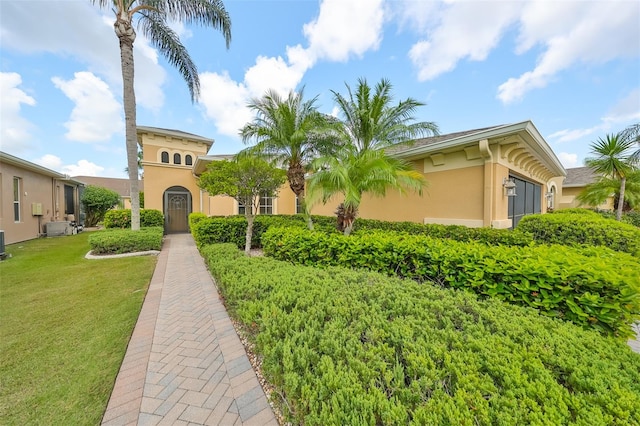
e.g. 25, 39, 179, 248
137, 122, 566, 232
0, 152, 82, 244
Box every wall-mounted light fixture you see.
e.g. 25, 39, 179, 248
503, 177, 517, 197
545, 192, 554, 200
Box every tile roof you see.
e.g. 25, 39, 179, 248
386, 125, 506, 155
73, 176, 141, 197
563, 167, 599, 187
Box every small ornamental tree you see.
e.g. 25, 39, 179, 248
198, 156, 286, 253
81, 185, 120, 227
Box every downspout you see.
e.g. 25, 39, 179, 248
479, 139, 493, 227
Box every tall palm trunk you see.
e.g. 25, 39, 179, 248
617, 176, 626, 221
288, 161, 313, 229
115, 12, 141, 231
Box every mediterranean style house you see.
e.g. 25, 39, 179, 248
0, 151, 84, 244
4, 120, 605, 244
139, 120, 567, 233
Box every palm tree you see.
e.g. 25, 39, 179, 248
577, 169, 640, 211
307, 77, 439, 235
621, 122, 640, 164
240, 88, 335, 227
92, 0, 231, 230
584, 133, 636, 221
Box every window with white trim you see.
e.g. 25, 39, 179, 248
295, 195, 303, 214
259, 193, 273, 215
238, 201, 252, 215
13, 177, 21, 222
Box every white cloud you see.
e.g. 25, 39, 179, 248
398, 0, 639, 102
548, 89, 640, 143
303, 0, 385, 62
0, 72, 36, 153
199, 0, 387, 140
52, 72, 124, 142
33, 154, 105, 176
33, 154, 63, 170
199, 71, 253, 137
62, 159, 105, 177
548, 126, 601, 144
407, 1, 522, 81
1, 1, 167, 110
498, 1, 640, 103
558, 152, 579, 168
602, 88, 640, 124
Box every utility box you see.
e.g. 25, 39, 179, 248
32, 203, 43, 216
0, 230, 5, 260
45, 221, 70, 237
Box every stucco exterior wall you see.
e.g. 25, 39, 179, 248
0, 163, 76, 244
140, 130, 212, 218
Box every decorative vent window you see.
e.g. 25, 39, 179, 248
13, 177, 21, 222
173, 153, 181, 164
161, 151, 169, 163
185, 155, 193, 166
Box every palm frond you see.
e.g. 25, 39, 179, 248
138, 10, 200, 101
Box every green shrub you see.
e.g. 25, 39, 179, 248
188, 212, 208, 228
551, 208, 601, 216
517, 213, 640, 256
190, 215, 310, 248
623, 211, 640, 228
190, 214, 532, 248
201, 243, 640, 425
88, 227, 163, 254
262, 227, 640, 337
352, 219, 533, 246
103, 209, 164, 229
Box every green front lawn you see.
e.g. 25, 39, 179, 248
0, 232, 157, 425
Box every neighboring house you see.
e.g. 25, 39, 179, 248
0, 152, 84, 244
73, 176, 140, 209
551, 166, 613, 210
140, 121, 567, 232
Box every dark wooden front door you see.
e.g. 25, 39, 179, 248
166, 192, 189, 233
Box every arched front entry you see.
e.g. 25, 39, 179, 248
163, 186, 192, 233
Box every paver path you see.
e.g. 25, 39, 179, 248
102, 234, 277, 425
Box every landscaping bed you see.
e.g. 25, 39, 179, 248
201, 243, 640, 425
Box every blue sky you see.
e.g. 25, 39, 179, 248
1, 0, 639, 178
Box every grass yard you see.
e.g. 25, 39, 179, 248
0, 232, 157, 425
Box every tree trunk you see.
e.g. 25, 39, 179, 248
288, 163, 313, 230
115, 13, 140, 231
245, 214, 255, 254
616, 176, 626, 221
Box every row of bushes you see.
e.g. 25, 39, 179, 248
103, 209, 164, 229
262, 227, 640, 337
88, 227, 164, 254
201, 243, 640, 425
517, 210, 640, 256
189, 213, 534, 249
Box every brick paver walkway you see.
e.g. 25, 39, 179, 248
102, 234, 277, 426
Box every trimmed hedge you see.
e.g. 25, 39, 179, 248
88, 227, 164, 254
352, 219, 533, 246
262, 227, 640, 337
103, 209, 164, 229
201, 243, 640, 425
190, 214, 533, 248
517, 212, 640, 256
